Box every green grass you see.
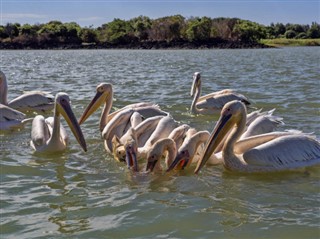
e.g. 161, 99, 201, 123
260, 38, 320, 47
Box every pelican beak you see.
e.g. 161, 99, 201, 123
146, 159, 158, 172
58, 100, 87, 152
166, 150, 190, 172
125, 143, 138, 172
79, 90, 106, 125
194, 113, 232, 174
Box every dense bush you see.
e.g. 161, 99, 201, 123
0, 16, 319, 48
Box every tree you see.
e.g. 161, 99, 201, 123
273, 23, 286, 37
130, 15, 152, 40
103, 18, 134, 44
185, 17, 212, 41
20, 23, 37, 36
285, 30, 296, 39
233, 20, 266, 42
307, 22, 320, 38
79, 27, 97, 43
4, 23, 20, 39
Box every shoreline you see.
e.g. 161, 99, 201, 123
0, 40, 272, 50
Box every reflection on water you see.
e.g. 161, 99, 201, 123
1, 48, 320, 238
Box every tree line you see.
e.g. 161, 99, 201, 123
1, 15, 319, 49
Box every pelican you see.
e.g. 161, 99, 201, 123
166, 126, 225, 172
190, 72, 251, 115
0, 71, 54, 113
146, 138, 177, 172
123, 115, 178, 171
0, 104, 33, 130
30, 92, 87, 153
213, 108, 284, 152
133, 124, 190, 172
194, 100, 320, 173
112, 115, 165, 162
78, 83, 168, 153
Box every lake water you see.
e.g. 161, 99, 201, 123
1, 48, 319, 239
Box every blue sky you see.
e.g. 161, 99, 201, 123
1, 0, 319, 27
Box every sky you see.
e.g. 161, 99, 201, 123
1, 0, 319, 27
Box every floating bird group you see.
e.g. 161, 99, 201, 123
2, 70, 320, 174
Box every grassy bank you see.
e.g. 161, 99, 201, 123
260, 38, 320, 47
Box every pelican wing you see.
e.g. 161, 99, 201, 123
198, 89, 235, 102
197, 93, 249, 110
8, 91, 54, 112
107, 102, 156, 122
134, 104, 168, 118
234, 131, 307, 155
240, 114, 284, 139
0, 104, 25, 121
0, 104, 30, 130
242, 135, 320, 169
31, 115, 51, 147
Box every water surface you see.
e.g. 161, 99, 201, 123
1, 48, 320, 238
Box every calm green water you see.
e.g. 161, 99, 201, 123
1, 48, 320, 239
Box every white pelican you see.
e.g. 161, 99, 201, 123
112, 115, 165, 162
194, 100, 320, 174
146, 138, 177, 172
30, 92, 87, 153
138, 115, 178, 157
130, 124, 190, 172
125, 123, 189, 172
123, 115, 178, 171
0, 104, 33, 130
78, 83, 168, 153
0, 71, 54, 113
190, 72, 251, 115
166, 126, 225, 172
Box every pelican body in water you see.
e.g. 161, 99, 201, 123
78, 83, 168, 169
190, 72, 251, 115
0, 71, 54, 113
0, 104, 33, 130
195, 100, 320, 173
30, 93, 87, 153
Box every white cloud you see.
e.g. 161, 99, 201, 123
2, 13, 47, 20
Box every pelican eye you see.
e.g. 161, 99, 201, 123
60, 98, 68, 105
98, 86, 104, 92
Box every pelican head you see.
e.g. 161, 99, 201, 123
112, 135, 126, 162
167, 130, 210, 172
79, 83, 113, 125
124, 138, 139, 172
145, 144, 165, 172
166, 149, 190, 171
55, 92, 87, 152
190, 72, 201, 97
194, 100, 246, 174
